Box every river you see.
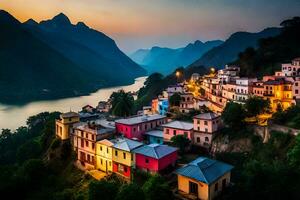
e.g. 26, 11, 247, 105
0, 76, 147, 130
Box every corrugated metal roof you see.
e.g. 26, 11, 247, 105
144, 130, 163, 138
134, 144, 177, 159
112, 138, 143, 152
115, 114, 165, 125
161, 121, 193, 130
175, 157, 233, 184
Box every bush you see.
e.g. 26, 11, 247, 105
50, 138, 61, 150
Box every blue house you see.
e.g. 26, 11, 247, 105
158, 98, 169, 116
144, 130, 164, 144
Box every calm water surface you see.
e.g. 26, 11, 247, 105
0, 77, 147, 130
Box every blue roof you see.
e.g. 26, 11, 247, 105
144, 130, 163, 138
175, 157, 233, 184
112, 138, 143, 152
133, 144, 177, 159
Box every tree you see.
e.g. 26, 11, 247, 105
110, 90, 134, 117
116, 183, 144, 200
88, 180, 119, 200
244, 97, 270, 117
16, 140, 42, 164
142, 175, 173, 200
171, 135, 190, 154
222, 102, 246, 130
169, 92, 181, 107
288, 134, 300, 168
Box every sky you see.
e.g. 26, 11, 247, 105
1, 0, 300, 53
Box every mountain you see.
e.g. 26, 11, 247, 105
130, 40, 223, 75
235, 17, 300, 77
0, 10, 146, 104
189, 28, 281, 69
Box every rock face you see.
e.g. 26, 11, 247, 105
0, 10, 146, 104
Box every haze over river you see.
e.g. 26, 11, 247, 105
0, 77, 147, 130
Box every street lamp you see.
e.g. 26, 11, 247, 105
176, 71, 181, 77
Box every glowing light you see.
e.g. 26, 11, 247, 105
176, 71, 181, 77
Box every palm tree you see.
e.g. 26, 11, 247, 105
109, 90, 134, 117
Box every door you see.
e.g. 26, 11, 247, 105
222, 179, 227, 190
189, 181, 198, 196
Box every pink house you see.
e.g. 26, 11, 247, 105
161, 120, 194, 141
115, 114, 167, 140
134, 144, 178, 173
193, 112, 222, 148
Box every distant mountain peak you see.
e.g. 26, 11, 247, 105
52, 13, 71, 25
24, 18, 38, 26
194, 40, 204, 45
76, 21, 89, 29
0, 9, 20, 25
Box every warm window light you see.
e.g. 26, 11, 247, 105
210, 67, 215, 73
176, 71, 181, 77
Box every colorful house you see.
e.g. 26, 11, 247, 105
134, 144, 177, 173
112, 138, 143, 179
176, 157, 233, 200
144, 130, 164, 144
115, 114, 167, 140
193, 112, 221, 148
158, 98, 169, 115
72, 121, 115, 169
96, 139, 114, 173
56, 112, 80, 140
162, 120, 194, 141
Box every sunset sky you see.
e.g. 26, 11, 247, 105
1, 0, 300, 53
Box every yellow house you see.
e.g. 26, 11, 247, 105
263, 78, 294, 111
111, 138, 143, 179
56, 112, 79, 140
96, 139, 114, 173
176, 157, 233, 200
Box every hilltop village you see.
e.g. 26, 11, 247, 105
55, 58, 300, 200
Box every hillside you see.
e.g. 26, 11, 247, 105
130, 40, 223, 75
0, 10, 146, 104
190, 28, 281, 69
235, 17, 300, 77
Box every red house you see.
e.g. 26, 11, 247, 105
115, 114, 167, 140
134, 144, 178, 173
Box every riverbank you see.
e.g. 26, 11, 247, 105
0, 76, 147, 130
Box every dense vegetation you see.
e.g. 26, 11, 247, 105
272, 105, 300, 129
235, 17, 300, 77
109, 90, 135, 117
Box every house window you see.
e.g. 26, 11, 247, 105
173, 130, 177, 136
166, 129, 169, 134
92, 135, 95, 140
204, 121, 208, 125
133, 127, 136, 132
107, 148, 109, 153
205, 137, 209, 142
87, 154, 90, 162
86, 133, 88, 138
197, 120, 200, 124
197, 137, 200, 143
123, 152, 126, 159
115, 150, 118, 156
296, 90, 299, 94
92, 143, 95, 150
205, 128, 208, 132
215, 183, 219, 191
124, 166, 128, 173
145, 158, 149, 163
81, 139, 84, 147
100, 159, 103, 164
86, 141, 89, 147
100, 146, 102, 151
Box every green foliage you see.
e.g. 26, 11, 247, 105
88, 180, 119, 200
116, 183, 145, 200
272, 105, 300, 129
170, 135, 191, 154
288, 134, 300, 168
50, 138, 61, 150
244, 97, 270, 117
222, 102, 246, 130
110, 89, 134, 117
142, 175, 172, 200
169, 92, 181, 107
16, 140, 42, 164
